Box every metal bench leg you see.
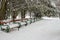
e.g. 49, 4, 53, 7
18, 25, 21, 31
5, 29, 10, 33
18, 28, 19, 31
5, 26, 10, 33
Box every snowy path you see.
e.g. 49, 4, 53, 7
0, 17, 60, 40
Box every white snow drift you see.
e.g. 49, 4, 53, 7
0, 17, 60, 40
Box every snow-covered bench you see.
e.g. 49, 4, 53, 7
1, 23, 21, 32
16, 21, 28, 26
26, 18, 36, 24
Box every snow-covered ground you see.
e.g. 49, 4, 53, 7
0, 17, 60, 40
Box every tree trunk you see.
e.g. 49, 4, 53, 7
21, 10, 26, 19
30, 11, 31, 18
12, 11, 18, 22
0, 0, 7, 20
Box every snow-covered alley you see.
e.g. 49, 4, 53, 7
0, 17, 60, 40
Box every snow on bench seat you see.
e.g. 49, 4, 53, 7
1, 25, 7, 29
20, 22, 26, 25
1, 23, 19, 29
27, 21, 30, 24
16, 21, 26, 25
